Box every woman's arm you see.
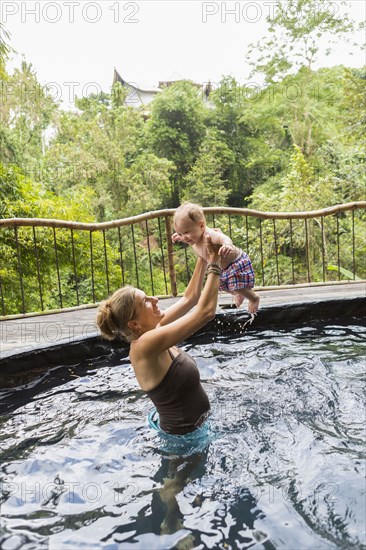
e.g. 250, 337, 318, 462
136, 249, 221, 356
159, 256, 207, 326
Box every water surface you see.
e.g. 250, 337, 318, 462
0, 321, 365, 549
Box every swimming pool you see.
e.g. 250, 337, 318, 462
0, 319, 365, 549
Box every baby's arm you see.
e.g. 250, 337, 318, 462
206, 228, 235, 259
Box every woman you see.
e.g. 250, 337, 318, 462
96, 244, 221, 435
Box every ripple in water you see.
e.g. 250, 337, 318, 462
0, 321, 365, 549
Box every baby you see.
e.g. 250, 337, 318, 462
172, 202, 260, 313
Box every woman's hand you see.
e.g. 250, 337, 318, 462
218, 243, 234, 259
205, 233, 221, 264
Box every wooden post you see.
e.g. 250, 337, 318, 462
165, 215, 177, 297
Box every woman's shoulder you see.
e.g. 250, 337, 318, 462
129, 334, 168, 366
129, 338, 150, 363
129, 339, 174, 392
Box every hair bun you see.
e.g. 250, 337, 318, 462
96, 286, 136, 343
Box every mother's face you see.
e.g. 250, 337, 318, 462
127, 289, 164, 334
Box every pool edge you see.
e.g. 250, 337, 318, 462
0, 296, 365, 373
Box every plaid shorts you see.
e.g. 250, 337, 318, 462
219, 251, 255, 293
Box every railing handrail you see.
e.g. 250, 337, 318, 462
1, 201, 365, 318
0, 201, 365, 230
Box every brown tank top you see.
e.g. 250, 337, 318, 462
146, 348, 210, 435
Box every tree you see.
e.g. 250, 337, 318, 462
316, 140, 365, 203
0, 22, 11, 79
43, 87, 146, 219
246, 66, 347, 157
249, 145, 341, 212
146, 81, 206, 205
0, 61, 59, 171
208, 76, 285, 204
182, 129, 232, 206
342, 67, 366, 144
123, 153, 175, 216
0, 161, 105, 314
248, 145, 365, 283
248, 0, 358, 84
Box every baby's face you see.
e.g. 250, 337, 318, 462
174, 216, 205, 245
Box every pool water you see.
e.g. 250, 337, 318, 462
0, 321, 365, 549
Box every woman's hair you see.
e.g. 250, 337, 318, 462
96, 285, 137, 342
173, 202, 206, 225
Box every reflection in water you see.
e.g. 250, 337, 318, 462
0, 321, 365, 549
153, 453, 205, 546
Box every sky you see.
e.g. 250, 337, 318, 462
2, 0, 365, 108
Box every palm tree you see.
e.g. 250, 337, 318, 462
0, 22, 11, 74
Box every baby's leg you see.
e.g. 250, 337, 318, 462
233, 288, 260, 313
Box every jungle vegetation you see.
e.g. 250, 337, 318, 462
0, 1, 365, 313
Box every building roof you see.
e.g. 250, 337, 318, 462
112, 69, 213, 107
113, 69, 161, 94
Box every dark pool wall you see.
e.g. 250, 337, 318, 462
0, 297, 365, 377
215, 297, 365, 332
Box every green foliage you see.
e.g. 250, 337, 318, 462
182, 129, 232, 206
248, 0, 357, 83
124, 153, 175, 216
0, 23, 11, 79
247, 66, 347, 157
0, 163, 23, 215
146, 80, 206, 204
0, 162, 101, 314
315, 140, 366, 202
43, 88, 146, 219
0, 25, 365, 314
327, 265, 362, 281
208, 77, 259, 203
0, 61, 58, 169
207, 76, 290, 204
248, 146, 366, 283
342, 67, 366, 144
250, 144, 340, 212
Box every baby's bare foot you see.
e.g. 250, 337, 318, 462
234, 293, 245, 308
248, 295, 260, 314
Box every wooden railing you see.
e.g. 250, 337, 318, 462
0, 202, 365, 318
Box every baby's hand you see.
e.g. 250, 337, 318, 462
171, 232, 182, 243
218, 244, 234, 259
